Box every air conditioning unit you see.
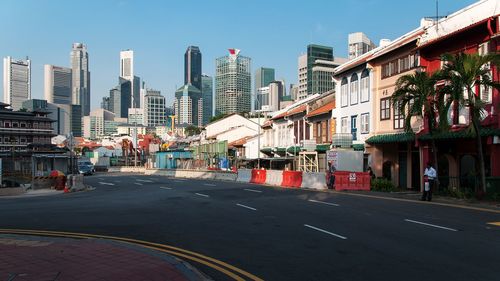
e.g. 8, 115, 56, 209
494, 136, 500, 144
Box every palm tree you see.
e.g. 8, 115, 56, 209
391, 70, 443, 184
441, 52, 500, 193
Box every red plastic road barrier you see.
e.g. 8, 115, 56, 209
250, 169, 267, 184
334, 171, 370, 191
281, 171, 302, 188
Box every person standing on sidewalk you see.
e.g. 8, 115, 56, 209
422, 162, 437, 201
327, 161, 336, 189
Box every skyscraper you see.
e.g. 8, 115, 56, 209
215, 49, 251, 115
174, 84, 202, 126
348, 32, 376, 60
201, 74, 213, 125
143, 89, 166, 127
3, 56, 31, 110
70, 43, 90, 116
44, 65, 72, 105
184, 46, 202, 91
297, 44, 343, 100
120, 50, 140, 109
254, 67, 275, 111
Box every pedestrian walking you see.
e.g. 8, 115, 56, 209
421, 162, 437, 201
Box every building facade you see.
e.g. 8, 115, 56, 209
348, 32, 377, 60
0, 102, 55, 153
174, 84, 202, 126
215, 49, 251, 115
143, 89, 166, 127
83, 109, 117, 139
70, 43, 90, 116
3, 56, 31, 111
201, 74, 213, 125
44, 65, 72, 105
119, 50, 140, 108
185, 46, 202, 90
254, 67, 275, 111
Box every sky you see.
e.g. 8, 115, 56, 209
0, 0, 477, 111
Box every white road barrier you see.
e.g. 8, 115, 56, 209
301, 172, 327, 190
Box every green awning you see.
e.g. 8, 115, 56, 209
286, 146, 302, 155
352, 144, 365, 151
418, 128, 500, 140
365, 132, 415, 144
315, 144, 331, 152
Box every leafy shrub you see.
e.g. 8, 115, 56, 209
371, 178, 398, 192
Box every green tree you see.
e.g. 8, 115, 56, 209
391, 70, 443, 180
185, 125, 201, 136
440, 52, 500, 193
209, 113, 227, 123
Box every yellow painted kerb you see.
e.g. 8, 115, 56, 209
0, 228, 263, 281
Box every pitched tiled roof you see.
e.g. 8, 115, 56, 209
286, 104, 308, 117
307, 102, 334, 118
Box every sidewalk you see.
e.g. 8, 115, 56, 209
336, 189, 500, 212
0, 234, 208, 281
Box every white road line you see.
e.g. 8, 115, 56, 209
203, 183, 216, 187
98, 182, 115, 186
236, 204, 257, 211
136, 179, 153, 183
404, 219, 458, 232
134, 183, 143, 186
304, 224, 347, 240
244, 189, 262, 193
159, 186, 172, 190
308, 199, 339, 207
195, 193, 209, 198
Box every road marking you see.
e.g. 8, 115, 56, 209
203, 183, 216, 187
236, 204, 257, 211
404, 219, 458, 232
0, 228, 263, 281
330, 191, 500, 214
308, 199, 339, 206
159, 186, 172, 190
134, 183, 143, 186
195, 193, 209, 198
136, 179, 153, 183
304, 224, 347, 240
98, 182, 115, 186
487, 222, 500, 226
244, 189, 262, 193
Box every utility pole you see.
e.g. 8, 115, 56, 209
134, 121, 137, 167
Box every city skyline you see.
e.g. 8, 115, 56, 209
0, 0, 476, 111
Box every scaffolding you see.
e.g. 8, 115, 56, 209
298, 151, 319, 172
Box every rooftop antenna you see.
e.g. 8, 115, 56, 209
425, 0, 447, 32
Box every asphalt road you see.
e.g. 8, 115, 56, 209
1, 173, 499, 281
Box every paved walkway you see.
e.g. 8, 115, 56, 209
0, 234, 207, 281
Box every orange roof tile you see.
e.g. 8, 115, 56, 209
286, 104, 307, 117
307, 102, 335, 118
271, 112, 287, 120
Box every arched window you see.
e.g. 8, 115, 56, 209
341, 78, 348, 107
360, 69, 370, 102
350, 73, 358, 105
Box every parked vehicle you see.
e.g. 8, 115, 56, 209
78, 160, 95, 175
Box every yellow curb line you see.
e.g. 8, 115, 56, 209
328, 191, 500, 214
0, 229, 263, 281
487, 222, 500, 226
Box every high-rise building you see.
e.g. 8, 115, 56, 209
119, 50, 140, 108
143, 89, 166, 127
83, 108, 117, 139
297, 44, 345, 100
185, 46, 202, 91
174, 84, 202, 126
101, 97, 111, 111
44, 65, 72, 105
289, 84, 298, 101
348, 32, 376, 60
215, 49, 251, 115
268, 80, 285, 112
254, 67, 275, 111
70, 43, 90, 116
3, 56, 31, 110
201, 74, 213, 125
22, 99, 81, 137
